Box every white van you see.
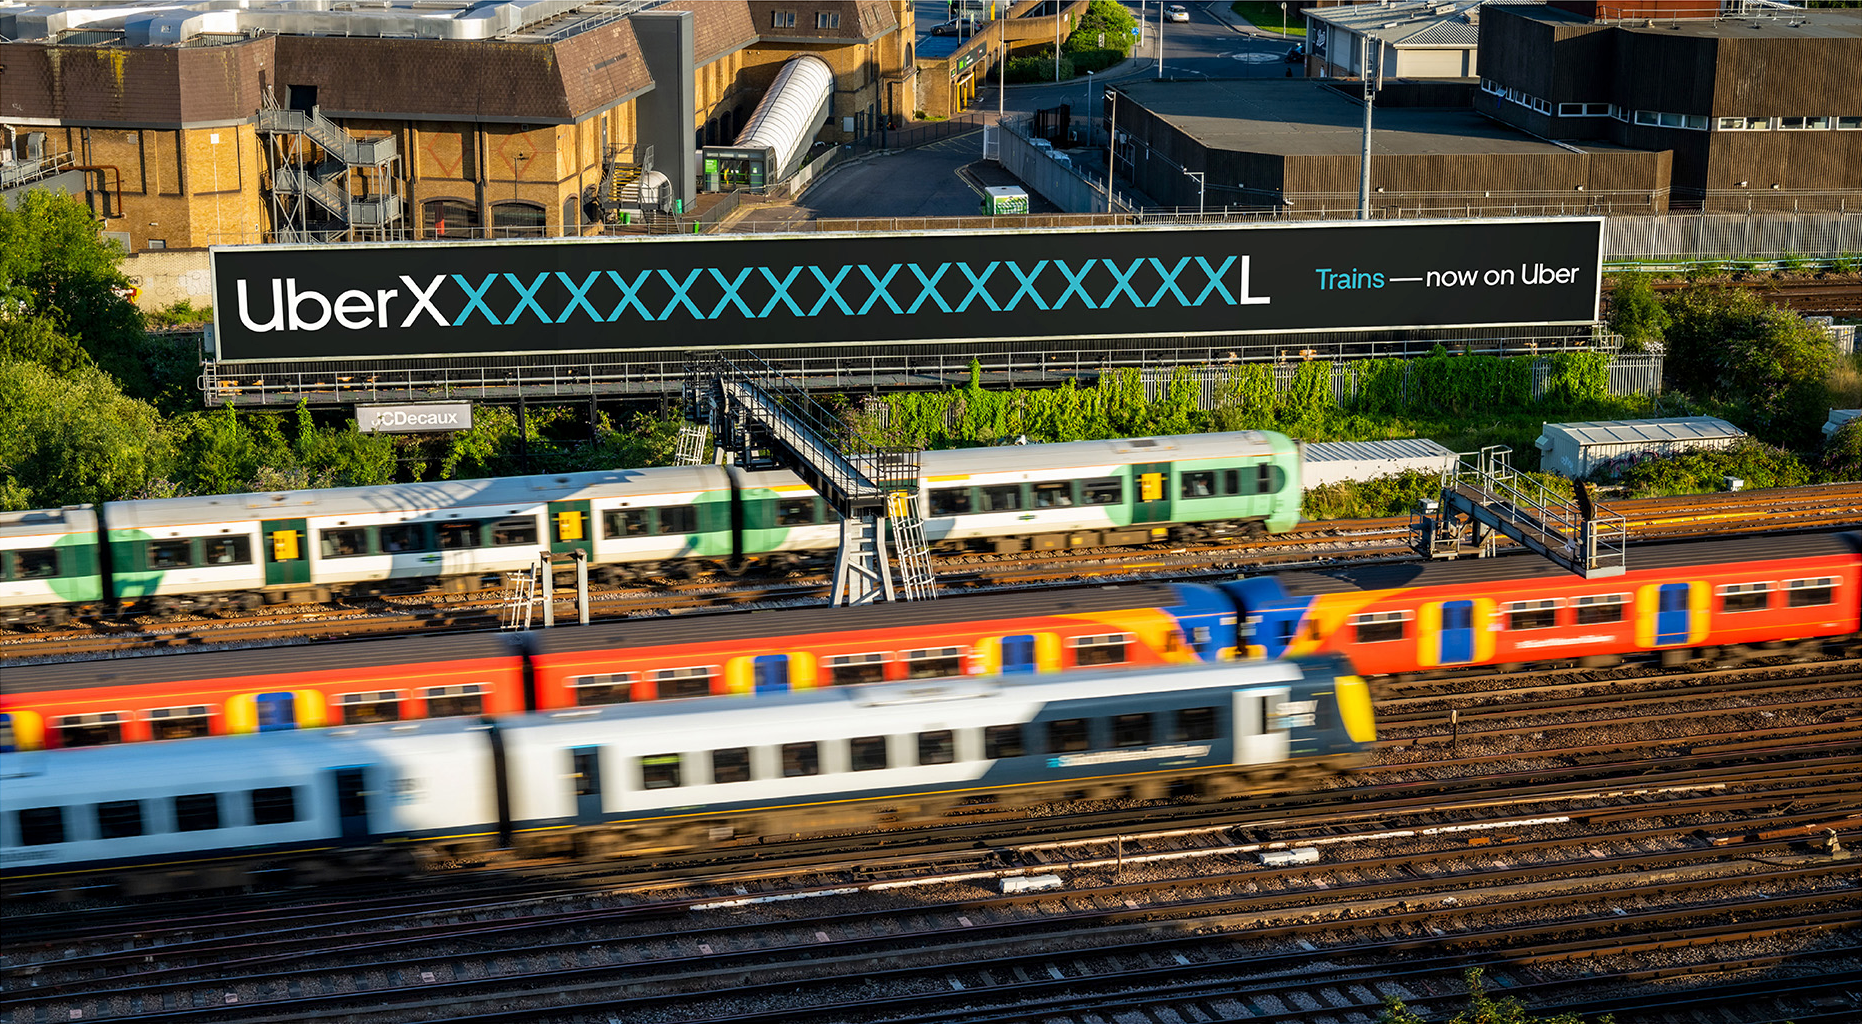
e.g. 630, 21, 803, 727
1028, 137, 1053, 152
1048, 152, 1073, 170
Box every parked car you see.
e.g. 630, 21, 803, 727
930, 17, 977, 36
1166, 5, 1190, 22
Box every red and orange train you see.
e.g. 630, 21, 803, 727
6, 531, 1857, 752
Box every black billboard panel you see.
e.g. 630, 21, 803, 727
210, 218, 1603, 363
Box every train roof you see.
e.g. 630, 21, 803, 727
102, 466, 731, 529
525, 582, 1196, 657
3, 630, 521, 693
915, 431, 1292, 477
1256, 530, 1862, 597
0, 506, 98, 540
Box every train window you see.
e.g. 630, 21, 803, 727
9, 548, 59, 579
1070, 634, 1130, 667
377, 524, 423, 554
651, 666, 717, 699
1172, 707, 1218, 742
97, 800, 144, 839
1047, 719, 1090, 753
712, 747, 752, 784
659, 505, 698, 535
1113, 713, 1153, 747
1180, 471, 1217, 499
775, 498, 817, 525
319, 528, 369, 558
147, 706, 213, 740
572, 750, 599, 797
175, 793, 222, 832
1032, 481, 1075, 508
918, 730, 955, 765
928, 488, 973, 516
251, 787, 299, 826
203, 536, 252, 565
985, 725, 1026, 759
979, 485, 1022, 513
54, 712, 124, 748
148, 539, 195, 569
1082, 478, 1123, 505
436, 520, 482, 549
1786, 577, 1836, 607
570, 672, 636, 706
823, 652, 887, 685
424, 684, 485, 717
850, 735, 890, 771
18, 807, 65, 846
1350, 612, 1409, 644
641, 754, 682, 790
339, 691, 403, 724
781, 741, 820, 777
489, 517, 539, 547
1504, 599, 1559, 631
1717, 582, 1772, 613
604, 509, 652, 538
1256, 464, 1284, 494
903, 647, 965, 680
1575, 594, 1628, 625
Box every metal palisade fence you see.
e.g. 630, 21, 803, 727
1138, 352, 1664, 412
1603, 212, 1862, 263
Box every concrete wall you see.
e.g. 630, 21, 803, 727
119, 248, 212, 312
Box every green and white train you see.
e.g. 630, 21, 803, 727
0, 430, 1302, 622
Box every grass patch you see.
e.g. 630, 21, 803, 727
1230, 1, 1305, 37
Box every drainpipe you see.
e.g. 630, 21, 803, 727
74, 165, 124, 217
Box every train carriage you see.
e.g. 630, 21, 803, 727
916, 431, 1301, 553
1225, 532, 1862, 675
1, 657, 1374, 894
1, 507, 103, 625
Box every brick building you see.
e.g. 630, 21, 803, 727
0, 1, 915, 250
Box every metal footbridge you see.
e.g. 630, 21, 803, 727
1412, 446, 1627, 578
684, 352, 936, 606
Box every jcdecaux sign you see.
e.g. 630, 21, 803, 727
210, 219, 1603, 362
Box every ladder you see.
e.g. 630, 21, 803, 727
501, 559, 542, 631
673, 422, 711, 466
888, 489, 938, 602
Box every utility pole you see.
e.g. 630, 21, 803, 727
1104, 87, 1117, 214
1156, 3, 1164, 78
1055, 3, 1061, 83
1358, 35, 1377, 220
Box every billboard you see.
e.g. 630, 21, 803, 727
210, 218, 1603, 363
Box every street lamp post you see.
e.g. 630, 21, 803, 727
1183, 169, 1205, 217
1280, 2, 1287, 38
1104, 87, 1117, 214
1156, 3, 1164, 78
1084, 70, 1093, 144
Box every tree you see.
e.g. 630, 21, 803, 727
0, 357, 167, 510
1604, 272, 1669, 352
0, 190, 152, 394
1662, 285, 1834, 447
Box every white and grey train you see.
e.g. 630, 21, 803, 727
0, 656, 1374, 895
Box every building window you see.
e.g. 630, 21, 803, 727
1718, 116, 1769, 131
772, 10, 796, 27
147, 239, 166, 250
1634, 109, 1659, 126
1837, 116, 1862, 130
490, 201, 545, 239
1559, 102, 1611, 117
424, 199, 480, 238
816, 11, 840, 29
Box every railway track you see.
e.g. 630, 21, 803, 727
1637, 273, 1862, 317
4, 662, 1859, 1023
9, 482, 1862, 661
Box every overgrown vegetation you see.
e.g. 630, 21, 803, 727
1377, 968, 1613, 1024
1005, 0, 1134, 82
0, 191, 679, 512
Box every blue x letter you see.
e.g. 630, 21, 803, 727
810, 265, 854, 316
451, 273, 500, 325
1100, 258, 1148, 308
859, 264, 904, 314
1004, 260, 1050, 310
759, 267, 805, 318
907, 263, 952, 313
555, 271, 603, 323
956, 261, 1002, 312
605, 270, 655, 321
657, 269, 705, 320
1051, 259, 1099, 309
1147, 257, 1193, 307
708, 268, 756, 319
1194, 256, 1238, 305
502, 272, 552, 324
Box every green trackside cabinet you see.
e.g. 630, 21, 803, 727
982, 186, 1029, 215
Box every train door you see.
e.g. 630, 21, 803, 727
262, 518, 311, 587
549, 500, 593, 556
256, 692, 297, 732
1132, 463, 1172, 524
571, 747, 602, 823
1655, 583, 1690, 645
333, 767, 371, 844
1439, 601, 1475, 664
1001, 635, 1037, 675
753, 655, 791, 693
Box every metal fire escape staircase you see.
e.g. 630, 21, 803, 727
258, 98, 405, 243
1411, 446, 1627, 579
686, 352, 938, 606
